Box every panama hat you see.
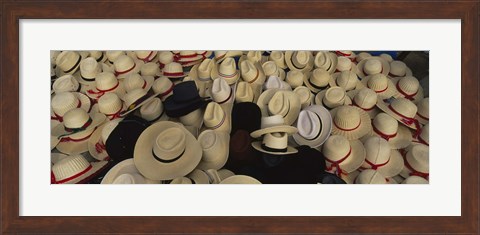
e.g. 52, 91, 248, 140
203, 102, 231, 133
359, 136, 404, 177
412, 123, 429, 146
113, 55, 142, 79
388, 60, 412, 78
213, 57, 240, 85
415, 98, 429, 125
335, 51, 356, 61
330, 105, 372, 140
196, 130, 230, 170
285, 51, 314, 73
51, 92, 92, 122
313, 51, 337, 74
292, 105, 332, 148
197, 58, 215, 81
376, 97, 421, 134
164, 81, 209, 118
105, 51, 125, 64
134, 121, 202, 180
265, 90, 301, 125
330, 70, 362, 92
323, 135, 366, 176
178, 108, 204, 131
211, 77, 234, 106
140, 97, 168, 123
347, 88, 380, 118
152, 76, 174, 101
354, 169, 388, 184
263, 76, 291, 91
52, 74, 88, 94
269, 51, 287, 69
86, 72, 126, 100
399, 144, 429, 179
285, 70, 306, 89
355, 52, 372, 63
78, 57, 102, 85
304, 68, 331, 93
55, 51, 84, 76
135, 51, 158, 63
140, 62, 162, 78
314, 87, 352, 110
51, 154, 109, 184
97, 93, 126, 120
235, 81, 261, 103
89, 51, 107, 63
293, 86, 313, 109
120, 88, 157, 117
363, 112, 412, 149
52, 107, 106, 138
356, 56, 390, 79
402, 175, 429, 184
335, 56, 358, 74
391, 76, 424, 104
262, 61, 285, 81
122, 73, 154, 93
361, 73, 398, 99
240, 60, 267, 85
87, 121, 115, 161
197, 50, 213, 59
162, 62, 185, 79
251, 115, 297, 138
246, 51, 263, 63
170, 169, 210, 184
201, 169, 235, 184
101, 159, 160, 184
220, 175, 261, 184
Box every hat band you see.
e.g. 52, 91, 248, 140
309, 79, 328, 90
388, 71, 405, 78
417, 135, 429, 146
325, 147, 352, 176
95, 140, 107, 154
335, 51, 352, 57
52, 165, 93, 184
63, 55, 82, 73
395, 81, 418, 100
158, 83, 174, 99
163, 71, 184, 77
152, 147, 185, 163
174, 53, 199, 61
114, 63, 136, 77
81, 75, 96, 82
125, 94, 150, 112
247, 69, 260, 84
368, 83, 388, 93
95, 53, 104, 62
59, 127, 96, 143
352, 99, 375, 111
401, 152, 429, 180
51, 99, 82, 122
87, 81, 120, 98
210, 111, 226, 130
303, 113, 323, 141
64, 117, 93, 133
373, 124, 397, 141
334, 119, 361, 132
416, 112, 429, 121
261, 144, 288, 153
321, 99, 333, 111
361, 157, 390, 170
219, 70, 238, 79
217, 88, 233, 104
138, 51, 155, 63
156, 61, 166, 69
215, 54, 226, 61
106, 104, 124, 120
387, 104, 421, 137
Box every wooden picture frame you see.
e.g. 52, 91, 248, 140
1, 1, 478, 233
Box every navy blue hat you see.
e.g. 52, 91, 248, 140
163, 81, 209, 118
231, 102, 262, 134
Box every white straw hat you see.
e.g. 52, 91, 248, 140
399, 144, 429, 179
152, 76, 174, 101
335, 56, 358, 74
79, 57, 102, 85
269, 51, 287, 69
52, 74, 87, 94
120, 88, 157, 117
220, 175, 261, 184
51, 154, 109, 184
285, 51, 314, 73
314, 87, 352, 110
179, 109, 204, 129
211, 77, 234, 105
313, 51, 337, 74
265, 91, 301, 125
197, 58, 215, 81
412, 123, 429, 146
376, 97, 421, 133
122, 73, 154, 93
196, 130, 230, 170
330, 70, 362, 92
251, 132, 298, 155
113, 55, 142, 79
330, 105, 372, 140
140, 97, 168, 123
391, 76, 424, 104
359, 136, 404, 177
106, 51, 125, 64
135, 51, 158, 63
86, 72, 125, 100
162, 62, 185, 79
170, 169, 210, 184
388, 60, 412, 78
402, 175, 429, 184
51, 92, 92, 122
285, 70, 306, 89
354, 169, 387, 184
263, 76, 291, 91
55, 51, 84, 76
356, 56, 390, 79
52, 107, 106, 138
97, 93, 126, 120
214, 57, 240, 85
323, 135, 366, 176
355, 52, 372, 63
134, 121, 202, 180
363, 112, 412, 149
347, 88, 380, 119
101, 159, 160, 184
140, 62, 162, 78
361, 73, 398, 99
292, 105, 332, 148
203, 102, 231, 133
251, 115, 298, 138
304, 68, 331, 93
293, 86, 313, 109
415, 98, 429, 125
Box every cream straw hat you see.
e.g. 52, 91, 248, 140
399, 144, 429, 180
152, 76, 174, 101
157, 51, 174, 69
51, 92, 92, 122
263, 76, 291, 91
361, 73, 398, 99
179, 109, 204, 129
266, 91, 301, 125
251, 132, 298, 155
79, 57, 102, 85
101, 159, 160, 184
86, 72, 126, 100
314, 87, 352, 110
220, 175, 261, 184
285, 70, 306, 89
203, 169, 235, 184
269, 51, 287, 69
359, 136, 404, 177
52, 74, 87, 94
391, 76, 424, 104
113, 55, 142, 79
170, 169, 210, 184
240, 60, 267, 85
354, 169, 387, 184
87, 122, 112, 161
335, 51, 356, 61
247, 51, 262, 63
402, 175, 429, 184
214, 57, 240, 85
313, 51, 337, 74
106, 51, 125, 64
55, 51, 84, 76
412, 123, 429, 146
293, 86, 313, 109
97, 93, 126, 120
330, 70, 362, 92
196, 130, 230, 170
251, 115, 298, 138
362, 112, 412, 149
122, 73, 154, 93
197, 58, 215, 81
415, 98, 429, 125
120, 88, 157, 117
235, 81, 255, 103
292, 105, 332, 148
140, 98, 168, 123
355, 52, 372, 63
51, 107, 106, 138
140, 62, 162, 78
163, 62, 185, 79
89, 51, 107, 63
379, 53, 393, 63
51, 154, 109, 184
323, 135, 366, 176
330, 105, 372, 140
356, 56, 390, 79
262, 61, 285, 80
346, 88, 380, 119
388, 60, 412, 78
211, 77, 234, 105
286, 51, 314, 73
335, 56, 358, 74
203, 102, 231, 133
135, 51, 158, 63
376, 97, 421, 133
304, 68, 331, 93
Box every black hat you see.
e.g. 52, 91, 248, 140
105, 115, 150, 162
226, 129, 263, 173
163, 81, 209, 118
317, 172, 347, 184
231, 102, 262, 134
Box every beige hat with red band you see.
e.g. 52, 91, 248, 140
376, 97, 421, 133
359, 136, 404, 177
356, 56, 390, 79
391, 76, 424, 104
330, 105, 372, 140
354, 169, 387, 184
361, 73, 398, 99
399, 144, 429, 180
51, 154, 109, 184
113, 55, 142, 79
323, 135, 366, 176
86, 72, 126, 100
388, 60, 412, 78
415, 98, 429, 125
346, 88, 380, 119
362, 112, 412, 150
203, 102, 231, 133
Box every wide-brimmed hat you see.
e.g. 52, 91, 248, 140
51, 154, 109, 184
359, 136, 404, 177
346, 88, 380, 118
196, 58, 215, 82
164, 81, 209, 118
219, 175, 261, 184
269, 51, 287, 69
86, 72, 125, 100
52, 74, 88, 94
196, 130, 230, 170
330, 70, 362, 92
122, 73, 154, 93
363, 112, 412, 149
263, 76, 291, 91
134, 121, 202, 180
252, 131, 298, 155
87, 121, 113, 161
361, 73, 398, 99
262, 61, 285, 81
330, 105, 372, 140
51, 91, 92, 122
356, 56, 390, 79
388, 60, 412, 78
335, 56, 358, 74
391, 76, 424, 104
399, 144, 429, 179
78, 57, 102, 85
240, 60, 266, 85
412, 123, 429, 146
113, 55, 142, 79
401, 175, 429, 184
162, 62, 185, 79
140, 97, 168, 123
211, 77, 234, 105
97, 93, 126, 120
152, 76, 174, 101
120, 88, 157, 117
303, 68, 331, 93
379, 53, 393, 63
179, 109, 204, 130
285, 70, 306, 89
376, 97, 421, 132
212, 57, 240, 85
203, 102, 231, 133
354, 169, 387, 184
285, 51, 314, 73
101, 158, 160, 184
135, 51, 158, 63
293, 86, 313, 109
323, 135, 366, 176
415, 98, 429, 125
292, 105, 332, 148
231, 102, 262, 134
170, 169, 210, 184
313, 51, 337, 74
250, 115, 298, 138
264, 90, 301, 125
55, 51, 85, 76
314, 87, 352, 110
52, 107, 106, 139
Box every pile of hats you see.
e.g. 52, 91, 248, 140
50, 50, 429, 184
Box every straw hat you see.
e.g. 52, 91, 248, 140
120, 88, 156, 117
356, 56, 390, 79
346, 88, 380, 118
252, 131, 298, 155
113, 55, 142, 79
203, 102, 231, 133
178, 109, 204, 130
399, 144, 429, 179
87, 122, 112, 161
359, 136, 404, 177
122, 73, 154, 93
376, 97, 421, 132
88, 51, 107, 63
170, 169, 210, 184
292, 105, 332, 148
51, 92, 92, 122
202, 169, 235, 184
134, 121, 202, 180
140, 62, 162, 78
152, 76, 174, 101
379, 53, 393, 63
330, 70, 362, 92
285, 51, 314, 73
363, 112, 412, 149
86, 72, 125, 100
251, 115, 298, 138
101, 159, 160, 184
135, 51, 158, 63
52, 107, 106, 137
355, 52, 372, 63
263, 76, 291, 91
314, 87, 352, 110
156, 51, 174, 69
97, 93, 126, 120
246, 51, 262, 63
211, 77, 234, 105
391, 76, 424, 104
412, 123, 429, 146
323, 135, 366, 176
196, 130, 230, 170
293, 86, 313, 109
55, 51, 84, 76
52, 74, 88, 94
285, 70, 306, 89
304, 68, 331, 93
313, 51, 337, 74
140, 97, 168, 123
213, 57, 240, 85
196, 58, 215, 82
402, 175, 429, 184
335, 56, 358, 74
77, 57, 102, 85
51, 154, 109, 184
176, 51, 203, 64
361, 73, 398, 99
354, 169, 387, 184
388, 60, 412, 78
415, 98, 429, 125
235, 81, 256, 103
105, 51, 125, 64
162, 62, 185, 79
330, 105, 372, 140
220, 175, 261, 184
269, 51, 287, 69
265, 91, 301, 125
335, 51, 356, 61
262, 61, 285, 81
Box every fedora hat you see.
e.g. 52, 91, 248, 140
231, 102, 262, 134
251, 115, 298, 138
265, 91, 301, 125
361, 73, 398, 99
157, 51, 174, 69
285, 51, 314, 73
55, 51, 84, 76
120, 88, 157, 117
391, 76, 424, 104
140, 62, 162, 78
134, 121, 202, 180
355, 52, 372, 63
263, 76, 291, 91
52, 74, 88, 94
285, 70, 306, 89
330, 105, 372, 140
162, 62, 185, 79
314, 87, 352, 110
246, 51, 263, 63
269, 51, 287, 69
347, 88, 380, 118
262, 61, 285, 81
415, 98, 429, 125
356, 56, 390, 79
399, 144, 429, 179
235, 81, 260, 103
123, 73, 154, 93
135, 51, 158, 63
304, 68, 331, 93
211, 77, 234, 105
51, 91, 92, 122
51, 154, 109, 184
293, 86, 313, 109
86, 72, 126, 100
354, 169, 387, 184
213, 51, 243, 64
97, 93, 126, 120
220, 175, 261, 184
376, 97, 421, 133
292, 105, 332, 148
335, 56, 358, 73
330, 70, 362, 92
313, 51, 337, 74
256, 89, 283, 117
113, 55, 142, 79
170, 169, 210, 184
323, 135, 366, 176
152, 76, 174, 101
363, 112, 412, 149
252, 131, 298, 155
203, 102, 231, 133
89, 51, 107, 63
140, 97, 168, 123
106, 51, 125, 64
402, 175, 429, 184
240, 60, 267, 85
79, 57, 102, 85
388, 60, 412, 78
52, 107, 105, 138
101, 159, 160, 184
213, 57, 240, 85
197, 58, 215, 81
359, 136, 404, 177
164, 81, 209, 118
412, 123, 429, 146
88, 118, 122, 161
196, 130, 230, 170
335, 51, 356, 61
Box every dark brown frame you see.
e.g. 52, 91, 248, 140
1, 1, 478, 234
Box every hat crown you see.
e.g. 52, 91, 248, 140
163, 62, 183, 73
294, 86, 312, 104
80, 57, 101, 78
101, 118, 121, 144
262, 132, 288, 149
89, 51, 103, 60
354, 88, 377, 109
204, 102, 225, 128
63, 108, 90, 129
373, 113, 398, 135
52, 92, 80, 116
260, 115, 286, 129
292, 51, 310, 66
286, 70, 304, 87
323, 135, 351, 161
235, 82, 254, 102
95, 72, 118, 90
112, 173, 146, 184
53, 75, 80, 93
355, 169, 387, 184
336, 57, 352, 71
336, 71, 358, 90
153, 127, 186, 161
267, 92, 288, 116
247, 51, 262, 62
152, 76, 173, 94
199, 130, 217, 150
333, 106, 361, 130
114, 55, 136, 71
123, 74, 147, 92
391, 98, 417, 118
397, 76, 420, 95
56, 51, 81, 72
417, 98, 429, 118
198, 59, 214, 79
141, 62, 160, 76
140, 98, 163, 121
123, 88, 148, 107
262, 61, 278, 76
219, 57, 236, 75
212, 78, 231, 102
389, 61, 407, 76
364, 136, 391, 163
297, 110, 321, 140
136, 50, 156, 59
364, 59, 383, 74
380, 53, 393, 63
264, 76, 288, 90
324, 87, 346, 107
158, 51, 174, 64
311, 68, 331, 87
52, 155, 90, 181
106, 51, 125, 63
407, 144, 429, 173
367, 74, 388, 91
98, 93, 122, 115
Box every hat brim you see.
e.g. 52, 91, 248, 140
220, 175, 262, 184
292, 105, 332, 148
54, 128, 96, 155
376, 150, 405, 177
285, 51, 314, 73
133, 121, 202, 180
101, 158, 160, 184
326, 139, 366, 175
87, 122, 110, 161
56, 160, 110, 184
330, 106, 372, 140
51, 135, 60, 150
391, 77, 424, 104
86, 81, 126, 100
361, 74, 398, 99
116, 60, 143, 79
120, 92, 159, 117
251, 141, 298, 155
346, 89, 380, 119
356, 56, 391, 79
51, 112, 106, 137
329, 72, 364, 91
314, 89, 352, 108
56, 53, 86, 77
376, 98, 419, 130
250, 125, 298, 138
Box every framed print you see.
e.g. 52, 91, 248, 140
1, 1, 478, 234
